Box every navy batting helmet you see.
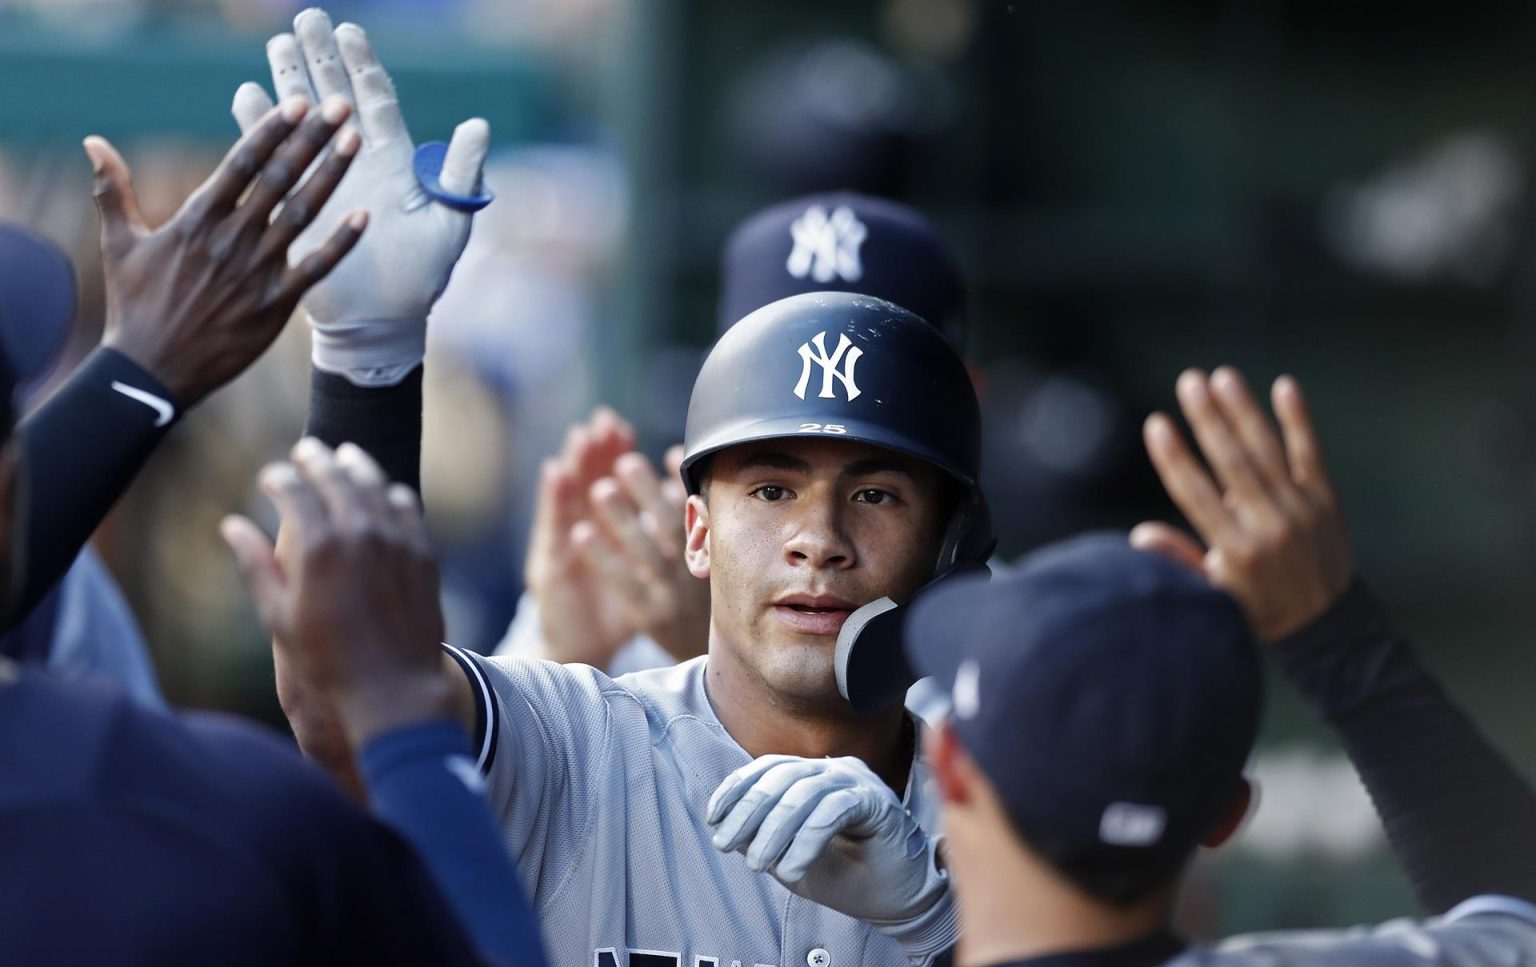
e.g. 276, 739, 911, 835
682, 291, 994, 709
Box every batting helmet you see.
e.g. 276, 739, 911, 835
681, 291, 994, 709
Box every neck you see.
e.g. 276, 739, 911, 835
949, 821, 1173, 966
704, 641, 912, 794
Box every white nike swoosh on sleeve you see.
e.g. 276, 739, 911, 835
110, 381, 175, 428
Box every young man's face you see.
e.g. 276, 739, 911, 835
686, 436, 950, 705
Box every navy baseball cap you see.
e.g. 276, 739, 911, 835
906, 533, 1260, 871
0, 224, 77, 397
718, 192, 966, 348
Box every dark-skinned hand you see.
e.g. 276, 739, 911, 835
222, 438, 455, 753
91, 96, 366, 407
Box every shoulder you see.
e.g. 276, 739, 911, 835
1198, 897, 1536, 965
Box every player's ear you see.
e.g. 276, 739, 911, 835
1200, 777, 1254, 849
685, 494, 711, 579
925, 718, 974, 807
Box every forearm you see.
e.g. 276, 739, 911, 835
304, 365, 423, 494
1275, 581, 1536, 910
358, 720, 546, 967
12, 348, 178, 626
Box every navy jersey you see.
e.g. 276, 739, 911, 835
0, 666, 481, 966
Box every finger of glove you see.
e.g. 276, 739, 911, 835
232, 82, 277, 137
744, 771, 854, 873
240, 99, 351, 229
294, 8, 356, 107
334, 22, 408, 146
276, 210, 367, 308
711, 759, 827, 854
254, 125, 359, 263
267, 33, 317, 104
774, 788, 872, 884
706, 754, 808, 825
439, 117, 490, 197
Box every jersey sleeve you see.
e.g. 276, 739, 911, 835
445, 646, 618, 902
1202, 897, 1536, 966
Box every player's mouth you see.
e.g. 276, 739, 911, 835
771, 593, 857, 636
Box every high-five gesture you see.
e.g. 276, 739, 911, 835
222, 438, 454, 749
1133, 367, 1353, 641
92, 98, 365, 406
232, 7, 491, 385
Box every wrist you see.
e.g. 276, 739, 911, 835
99, 332, 193, 408
333, 668, 459, 750
308, 314, 427, 387
879, 864, 958, 966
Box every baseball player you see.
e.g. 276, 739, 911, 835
240, 16, 979, 963
712, 368, 1536, 965
499, 191, 970, 674
0, 93, 542, 965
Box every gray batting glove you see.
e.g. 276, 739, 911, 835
232, 7, 490, 386
706, 754, 957, 966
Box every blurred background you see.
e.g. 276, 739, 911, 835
4, 0, 1536, 940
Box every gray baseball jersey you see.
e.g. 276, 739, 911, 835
1174, 897, 1536, 965
446, 647, 935, 967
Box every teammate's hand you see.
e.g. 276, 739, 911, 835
706, 755, 955, 961
524, 408, 638, 666
1133, 367, 1353, 641
93, 98, 365, 406
232, 7, 491, 386
573, 444, 711, 661
222, 438, 456, 748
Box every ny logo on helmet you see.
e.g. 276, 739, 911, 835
786, 205, 867, 284
794, 331, 863, 401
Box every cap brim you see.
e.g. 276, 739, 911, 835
903, 567, 994, 696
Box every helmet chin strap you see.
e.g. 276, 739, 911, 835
834, 495, 994, 712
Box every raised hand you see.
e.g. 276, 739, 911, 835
1133, 367, 1353, 641
524, 408, 638, 666
93, 97, 364, 406
573, 444, 710, 661
222, 438, 455, 749
232, 7, 491, 384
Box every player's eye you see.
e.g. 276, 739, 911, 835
853, 488, 895, 505
750, 484, 790, 502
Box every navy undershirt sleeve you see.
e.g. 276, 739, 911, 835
304, 365, 422, 494
359, 719, 546, 967
13, 348, 177, 628
1274, 581, 1536, 911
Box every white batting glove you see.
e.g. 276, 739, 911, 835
706, 754, 957, 966
232, 7, 490, 386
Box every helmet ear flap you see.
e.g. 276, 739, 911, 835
937, 493, 996, 577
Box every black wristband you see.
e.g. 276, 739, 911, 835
305, 366, 422, 495
10, 348, 178, 627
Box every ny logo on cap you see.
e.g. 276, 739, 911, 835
787, 205, 867, 284
795, 331, 863, 401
